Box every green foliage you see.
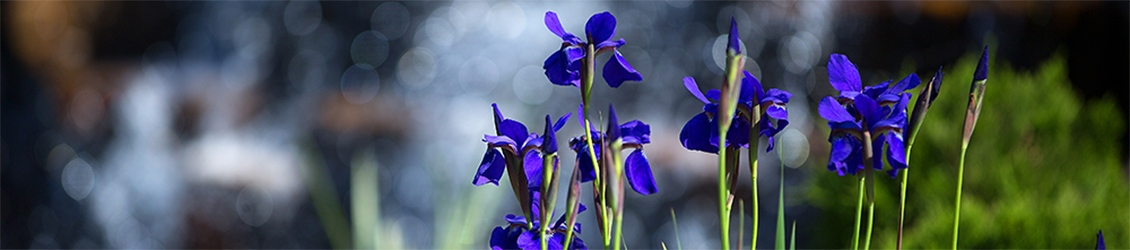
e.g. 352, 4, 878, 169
806, 51, 1128, 249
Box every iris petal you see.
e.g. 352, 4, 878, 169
827, 54, 862, 93
625, 149, 658, 195
602, 50, 643, 88
544, 11, 568, 39
544, 50, 580, 87
761, 88, 792, 104
524, 150, 543, 191
818, 96, 854, 122
679, 112, 718, 153
595, 38, 626, 49
584, 12, 616, 44
872, 133, 885, 170
765, 105, 788, 120
553, 113, 572, 132
684, 77, 711, 104
885, 132, 907, 172
741, 71, 764, 105
473, 149, 507, 186
620, 120, 651, 145
974, 46, 989, 81
728, 17, 741, 54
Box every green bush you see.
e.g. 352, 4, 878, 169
806, 51, 1128, 249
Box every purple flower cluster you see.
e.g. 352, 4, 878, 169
679, 71, 792, 153
568, 105, 657, 195
818, 54, 918, 178
543, 11, 642, 88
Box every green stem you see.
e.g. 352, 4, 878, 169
863, 196, 875, 250
541, 153, 554, 250
952, 143, 968, 250
851, 176, 864, 250
748, 107, 761, 250
861, 132, 875, 250
579, 43, 611, 249
897, 145, 912, 250
775, 157, 785, 250
612, 142, 625, 250
718, 129, 731, 250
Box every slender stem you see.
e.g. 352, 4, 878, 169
748, 106, 761, 250
579, 43, 611, 249
863, 195, 875, 250
952, 143, 968, 250
612, 142, 625, 250
738, 199, 744, 250
775, 156, 785, 250
541, 153, 554, 250
861, 132, 875, 250
897, 145, 912, 250
718, 129, 731, 250
851, 176, 864, 250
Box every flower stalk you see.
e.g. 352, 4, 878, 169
898, 67, 944, 250
953, 46, 989, 250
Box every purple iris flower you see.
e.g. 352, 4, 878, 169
490, 206, 587, 250
542, 11, 642, 88
567, 105, 657, 195
474, 104, 570, 187
679, 71, 792, 153
819, 54, 916, 178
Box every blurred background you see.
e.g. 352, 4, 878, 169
2, 1, 1127, 249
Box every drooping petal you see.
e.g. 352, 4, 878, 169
624, 149, 658, 195
885, 132, 907, 173
524, 150, 543, 191
818, 96, 854, 122
620, 120, 651, 146
828, 136, 857, 176
974, 45, 989, 81
684, 77, 711, 104
827, 54, 862, 93
584, 12, 616, 44
761, 119, 788, 152
728, 17, 741, 54
765, 104, 788, 120
544, 49, 580, 87
602, 50, 642, 88
490, 226, 507, 250
680, 112, 719, 153
605, 105, 621, 141
473, 149, 507, 186
727, 116, 751, 148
